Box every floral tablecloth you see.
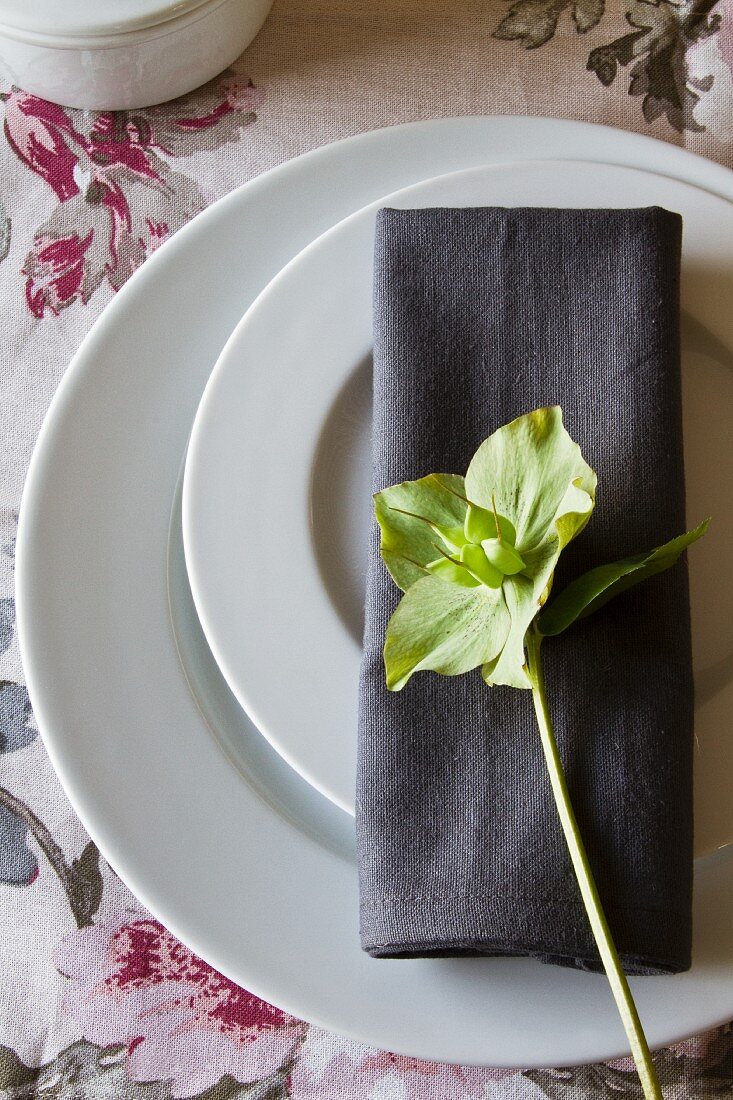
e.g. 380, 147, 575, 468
1, 0, 733, 1096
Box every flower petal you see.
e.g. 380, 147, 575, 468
384, 575, 510, 691
375, 474, 468, 591
464, 407, 596, 553
482, 574, 535, 688
523, 473, 596, 602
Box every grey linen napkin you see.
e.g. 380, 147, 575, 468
357, 206, 693, 974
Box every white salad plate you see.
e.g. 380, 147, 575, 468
184, 158, 733, 847
16, 118, 733, 1068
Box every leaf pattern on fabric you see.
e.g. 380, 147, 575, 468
0, 197, 9, 263
526, 1040, 733, 1096
0, 674, 38, 887
588, 0, 720, 131
0, 598, 15, 657
0, 73, 263, 317
0, 682, 36, 755
0, 781, 103, 919
0, 802, 37, 887
494, 0, 605, 49
0, 1040, 171, 1098
66, 841, 104, 928
493, 0, 721, 130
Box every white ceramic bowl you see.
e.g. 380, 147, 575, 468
0, 0, 273, 109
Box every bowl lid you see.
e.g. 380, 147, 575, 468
0, 0, 217, 39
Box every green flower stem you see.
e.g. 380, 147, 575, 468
524, 628, 663, 1100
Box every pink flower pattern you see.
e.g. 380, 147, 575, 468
23, 228, 96, 316
2, 91, 85, 202
55, 916, 305, 1097
0, 75, 263, 318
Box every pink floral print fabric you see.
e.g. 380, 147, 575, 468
3, 0, 733, 1095
55, 918, 306, 1097
2, 77, 261, 317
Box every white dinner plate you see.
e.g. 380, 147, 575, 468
184, 158, 733, 846
16, 119, 733, 1067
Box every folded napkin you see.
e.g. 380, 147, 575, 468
357, 206, 693, 974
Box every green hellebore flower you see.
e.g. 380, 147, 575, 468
374, 405, 708, 693
375, 406, 596, 690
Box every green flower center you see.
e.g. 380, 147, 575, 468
425, 499, 526, 589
